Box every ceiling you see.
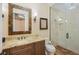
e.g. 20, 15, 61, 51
52, 3, 79, 12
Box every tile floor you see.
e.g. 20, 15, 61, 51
55, 45, 78, 55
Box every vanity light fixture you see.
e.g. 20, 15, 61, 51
2, 14, 4, 18
34, 12, 37, 22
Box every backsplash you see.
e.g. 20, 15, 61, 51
3, 34, 39, 43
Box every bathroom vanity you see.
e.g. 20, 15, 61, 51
3, 4, 46, 55
3, 39, 45, 55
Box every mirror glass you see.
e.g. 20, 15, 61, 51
13, 8, 29, 31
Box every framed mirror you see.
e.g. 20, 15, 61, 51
8, 3, 32, 35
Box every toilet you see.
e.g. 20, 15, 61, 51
45, 40, 56, 55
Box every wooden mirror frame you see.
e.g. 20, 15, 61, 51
8, 3, 32, 35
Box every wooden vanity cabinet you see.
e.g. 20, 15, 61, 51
3, 40, 45, 55
35, 40, 45, 55
9, 43, 34, 55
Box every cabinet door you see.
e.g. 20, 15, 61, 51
11, 47, 34, 55
51, 9, 67, 48
35, 40, 45, 55
9, 44, 34, 55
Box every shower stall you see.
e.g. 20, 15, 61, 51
50, 3, 79, 54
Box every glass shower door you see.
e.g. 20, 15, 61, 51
50, 6, 68, 48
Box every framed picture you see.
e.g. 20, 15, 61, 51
40, 18, 48, 30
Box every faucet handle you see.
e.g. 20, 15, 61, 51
23, 37, 26, 39
17, 37, 20, 40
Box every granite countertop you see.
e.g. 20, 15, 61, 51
3, 37, 45, 49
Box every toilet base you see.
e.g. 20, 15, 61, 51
45, 50, 55, 55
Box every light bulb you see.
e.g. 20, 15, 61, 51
34, 12, 37, 22
34, 12, 37, 17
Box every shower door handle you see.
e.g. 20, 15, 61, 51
66, 33, 69, 39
